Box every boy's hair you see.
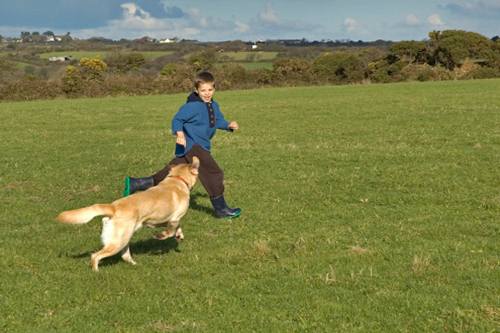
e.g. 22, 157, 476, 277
194, 71, 215, 89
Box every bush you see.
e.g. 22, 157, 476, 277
389, 40, 428, 64
160, 63, 177, 76
312, 52, 365, 83
428, 30, 500, 69
367, 60, 405, 83
102, 74, 159, 96
157, 63, 196, 92
61, 65, 83, 96
252, 68, 274, 86
188, 49, 218, 71
79, 57, 107, 81
455, 62, 500, 80
60, 58, 108, 97
213, 63, 248, 89
105, 52, 146, 73
272, 58, 312, 85
0, 77, 61, 101
400, 63, 453, 81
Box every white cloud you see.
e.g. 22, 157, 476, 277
74, 3, 246, 40
249, 3, 321, 39
75, 3, 200, 39
121, 3, 149, 19
116, 3, 167, 30
259, 3, 279, 25
405, 14, 420, 26
343, 17, 360, 33
1, 1, 319, 41
234, 20, 250, 33
428, 14, 445, 27
442, 0, 500, 19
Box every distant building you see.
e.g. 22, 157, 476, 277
134, 36, 157, 43
48, 55, 72, 62
159, 37, 178, 44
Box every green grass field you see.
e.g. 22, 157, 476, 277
216, 61, 274, 70
220, 51, 278, 62
39, 50, 174, 61
1, 80, 499, 332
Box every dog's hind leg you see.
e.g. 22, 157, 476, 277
91, 244, 122, 271
91, 219, 135, 271
153, 220, 179, 240
120, 246, 137, 266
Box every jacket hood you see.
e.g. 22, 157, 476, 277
187, 92, 204, 103
187, 92, 215, 104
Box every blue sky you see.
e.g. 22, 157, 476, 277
0, 0, 499, 41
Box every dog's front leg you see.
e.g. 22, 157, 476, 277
120, 246, 137, 266
175, 227, 184, 241
153, 220, 179, 240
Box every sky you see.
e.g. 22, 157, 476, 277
0, 0, 499, 42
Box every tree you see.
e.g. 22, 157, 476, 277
31, 31, 45, 43
61, 32, 73, 42
389, 41, 428, 64
20, 31, 31, 42
427, 30, 499, 69
188, 49, 218, 71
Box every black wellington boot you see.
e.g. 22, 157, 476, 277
123, 176, 154, 196
210, 195, 241, 219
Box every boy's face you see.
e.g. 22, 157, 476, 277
196, 82, 215, 103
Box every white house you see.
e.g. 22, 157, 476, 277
48, 56, 72, 62
159, 38, 178, 44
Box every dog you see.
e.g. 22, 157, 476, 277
57, 157, 200, 271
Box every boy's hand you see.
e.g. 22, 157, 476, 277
228, 121, 239, 130
176, 131, 186, 146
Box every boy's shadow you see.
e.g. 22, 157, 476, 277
69, 192, 212, 267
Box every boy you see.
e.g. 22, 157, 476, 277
123, 71, 241, 218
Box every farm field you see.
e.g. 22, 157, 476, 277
0, 80, 499, 332
219, 51, 279, 62
39, 50, 174, 60
216, 61, 274, 70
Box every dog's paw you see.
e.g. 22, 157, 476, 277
175, 228, 184, 241
153, 231, 173, 240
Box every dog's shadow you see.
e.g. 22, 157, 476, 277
70, 237, 181, 268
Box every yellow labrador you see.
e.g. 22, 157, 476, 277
57, 157, 200, 271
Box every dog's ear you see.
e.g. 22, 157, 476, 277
190, 156, 200, 175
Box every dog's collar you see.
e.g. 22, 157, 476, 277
168, 175, 191, 190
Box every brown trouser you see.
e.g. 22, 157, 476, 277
151, 145, 224, 198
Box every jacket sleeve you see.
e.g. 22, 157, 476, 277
171, 104, 196, 134
214, 103, 230, 131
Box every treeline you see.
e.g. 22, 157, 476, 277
1, 30, 499, 101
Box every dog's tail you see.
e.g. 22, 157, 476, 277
57, 204, 115, 225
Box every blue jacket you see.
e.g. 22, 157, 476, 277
171, 92, 231, 156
